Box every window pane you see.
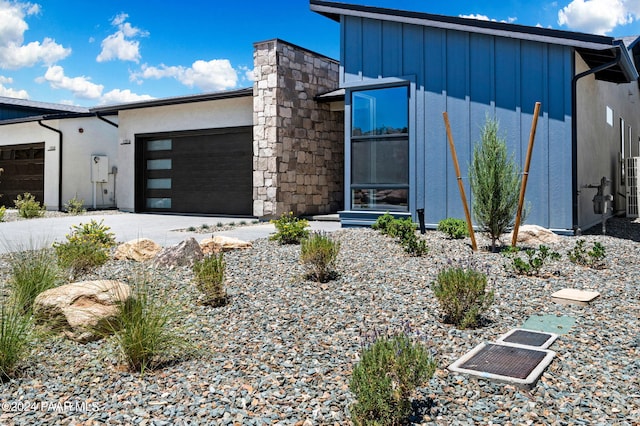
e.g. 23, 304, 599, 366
147, 178, 171, 189
352, 86, 408, 136
352, 188, 408, 211
352, 138, 408, 185
147, 139, 172, 151
146, 198, 171, 209
147, 159, 172, 170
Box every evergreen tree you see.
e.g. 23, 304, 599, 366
470, 117, 522, 252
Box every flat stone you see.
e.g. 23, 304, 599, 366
551, 288, 600, 306
521, 314, 576, 335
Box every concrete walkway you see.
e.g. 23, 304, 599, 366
0, 212, 342, 254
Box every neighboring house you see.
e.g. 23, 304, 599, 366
0, 97, 118, 210
311, 0, 640, 233
0, 39, 343, 219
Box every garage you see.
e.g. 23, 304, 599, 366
136, 126, 252, 215
0, 142, 45, 208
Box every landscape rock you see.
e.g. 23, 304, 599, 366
114, 238, 162, 261
200, 236, 253, 254
154, 237, 203, 267
509, 224, 561, 246
33, 280, 131, 343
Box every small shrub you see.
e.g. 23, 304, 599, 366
0, 302, 32, 381
7, 248, 61, 314
0, 206, 6, 222
187, 226, 197, 232
373, 215, 427, 256
432, 267, 494, 329
568, 239, 606, 269
402, 234, 429, 257
106, 276, 190, 374
437, 218, 469, 239
300, 232, 340, 283
270, 212, 309, 244
239, 220, 247, 226
200, 223, 210, 230
64, 196, 86, 214
193, 253, 227, 307
53, 219, 116, 278
216, 222, 224, 227
503, 245, 561, 276
350, 332, 436, 425
14, 192, 45, 219
371, 212, 395, 233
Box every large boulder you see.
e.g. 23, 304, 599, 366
508, 225, 561, 246
33, 280, 131, 343
154, 237, 203, 268
200, 236, 253, 255
114, 238, 162, 262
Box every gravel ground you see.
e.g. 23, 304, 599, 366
0, 218, 638, 425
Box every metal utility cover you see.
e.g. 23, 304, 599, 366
521, 314, 576, 335
496, 328, 558, 348
448, 342, 556, 388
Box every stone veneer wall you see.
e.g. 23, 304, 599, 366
253, 39, 343, 218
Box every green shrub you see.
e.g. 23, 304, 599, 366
106, 276, 190, 374
437, 218, 469, 239
270, 212, 309, 244
193, 253, 227, 307
432, 267, 494, 329
350, 332, 436, 425
187, 226, 197, 232
0, 206, 6, 222
216, 222, 224, 227
7, 248, 61, 314
373, 215, 427, 257
0, 302, 32, 381
469, 116, 522, 252
371, 212, 395, 233
200, 223, 210, 230
53, 219, 116, 278
14, 192, 45, 219
64, 196, 86, 214
300, 232, 340, 283
503, 245, 561, 276
568, 239, 606, 269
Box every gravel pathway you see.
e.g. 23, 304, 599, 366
0, 219, 638, 425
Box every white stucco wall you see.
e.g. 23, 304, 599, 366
576, 52, 640, 230
0, 117, 118, 210
115, 96, 252, 211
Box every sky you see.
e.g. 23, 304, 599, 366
2, 0, 640, 107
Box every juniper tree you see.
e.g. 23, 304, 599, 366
469, 117, 522, 252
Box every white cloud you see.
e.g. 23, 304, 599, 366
100, 88, 153, 105
39, 65, 103, 99
96, 13, 148, 63
239, 65, 255, 82
0, 0, 70, 69
132, 59, 238, 91
558, 0, 640, 34
0, 75, 28, 98
459, 14, 517, 24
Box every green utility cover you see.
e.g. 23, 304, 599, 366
521, 315, 576, 335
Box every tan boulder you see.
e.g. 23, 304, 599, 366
509, 225, 561, 246
200, 236, 253, 255
33, 280, 131, 343
114, 238, 162, 261
154, 237, 203, 268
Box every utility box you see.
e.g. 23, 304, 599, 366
91, 155, 109, 183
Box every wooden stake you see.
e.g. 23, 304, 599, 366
512, 101, 542, 247
443, 112, 478, 251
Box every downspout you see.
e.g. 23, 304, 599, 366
37, 120, 63, 212
95, 112, 118, 128
571, 48, 621, 235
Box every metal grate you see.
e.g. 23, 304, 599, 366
459, 343, 547, 379
627, 157, 639, 218
500, 329, 555, 347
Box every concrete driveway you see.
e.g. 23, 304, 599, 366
0, 212, 342, 253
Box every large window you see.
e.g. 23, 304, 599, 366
351, 86, 409, 211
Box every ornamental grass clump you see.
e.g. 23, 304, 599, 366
14, 192, 45, 219
0, 301, 32, 382
270, 211, 309, 244
193, 253, 227, 307
350, 331, 436, 426
7, 247, 61, 315
432, 266, 494, 329
53, 219, 116, 278
300, 232, 340, 283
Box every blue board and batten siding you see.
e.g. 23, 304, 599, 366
341, 15, 574, 231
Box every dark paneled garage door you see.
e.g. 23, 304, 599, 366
0, 143, 45, 207
138, 127, 252, 215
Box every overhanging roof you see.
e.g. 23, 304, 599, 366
310, 0, 638, 83
0, 96, 89, 114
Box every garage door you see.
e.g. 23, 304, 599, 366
0, 142, 45, 208
138, 127, 252, 215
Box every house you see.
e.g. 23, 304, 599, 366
311, 0, 640, 234
0, 39, 343, 218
